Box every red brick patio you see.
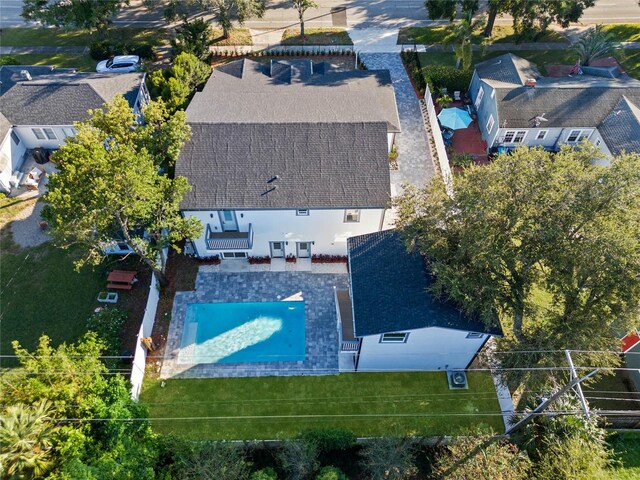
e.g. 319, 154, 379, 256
435, 100, 489, 164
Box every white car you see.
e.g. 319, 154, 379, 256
96, 55, 141, 73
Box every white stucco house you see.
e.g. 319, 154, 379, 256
469, 53, 640, 159
0, 65, 148, 194
176, 58, 401, 261
336, 230, 502, 372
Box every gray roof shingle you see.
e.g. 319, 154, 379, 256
0, 66, 144, 126
177, 122, 391, 210
186, 59, 401, 132
474, 53, 541, 87
348, 230, 503, 337
599, 96, 640, 155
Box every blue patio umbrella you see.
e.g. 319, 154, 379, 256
437, 107, 473, 130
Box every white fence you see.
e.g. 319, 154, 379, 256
130, 272, 160, 400
420, 87, 454, 196
210, 45, 355, 55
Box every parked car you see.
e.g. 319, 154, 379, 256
96, 55, 141, 73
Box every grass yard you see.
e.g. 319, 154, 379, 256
619, 49, 640, 79
281, 28, 353, 46
3, 53, 96, 71
0, 27, 167, 47
609, 432, 640, 479
142, 372, 503, 440
398, 25, 567, 45
603, 24, 640, 43
211, 28, 253, 46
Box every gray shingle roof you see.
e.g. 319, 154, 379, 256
177, 122, 391, 210
599, 96, 640, 155
347, 230, 503, 337
0, 66, 144, 126
474, 53, 541, 87
186, 59, 401, 132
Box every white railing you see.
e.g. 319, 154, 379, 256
130, 272, 160, 400
420, 87, 454, 196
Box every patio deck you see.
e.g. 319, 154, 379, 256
161, 271, 348, 379
436, 101, 489, 164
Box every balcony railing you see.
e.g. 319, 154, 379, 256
206, 223, 253, 250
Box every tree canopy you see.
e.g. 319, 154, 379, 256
291, 0, 318, 37
395, 145, 640, 389
42, 96, 201, 281
21, 0, 126, 30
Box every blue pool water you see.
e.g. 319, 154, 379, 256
178, 301, 306, 364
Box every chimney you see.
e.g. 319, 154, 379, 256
20, 70, 32, 81
525, 78, 537, 87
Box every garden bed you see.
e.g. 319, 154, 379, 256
281, 28, 353, 46
398, 25, 567, 46
211, 28, 253, 46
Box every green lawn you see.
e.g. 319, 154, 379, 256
211, 28, 253, 46
281, 28, 353, 46
398, 25, 567, 45
142, 372, 503, 440
3, 53, 96, 71
609, 432, 640, 479
0, 27, 167, 47
603, 24, 640, 43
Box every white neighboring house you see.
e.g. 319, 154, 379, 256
468, 53, 640, 159
336, 230, 502, 372
0, 65, 149, 194
176, 59, 401, 260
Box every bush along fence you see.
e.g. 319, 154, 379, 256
130, 271, 161, 400
210, 45, 356, 56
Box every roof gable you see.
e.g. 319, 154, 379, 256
599, 96, 640, 155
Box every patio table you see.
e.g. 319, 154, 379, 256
107, 270, 137, 290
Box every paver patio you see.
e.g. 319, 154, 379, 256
161, 271, 348, 379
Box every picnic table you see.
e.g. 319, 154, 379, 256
107, 270, 137, 290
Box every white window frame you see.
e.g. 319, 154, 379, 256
31, 128, 45, 140
536, 130, 548, 140
296, 209, 309, 216
486, 115, 495, 134
62, 127, 75, 138
566, 129, 592, 143
503, 130, 527, 144
380, 332, 409, 343
595, 139, 601, 147
466, 332, 484, 339
344, 209, 361, 223
222, 252, 247, 259
474, 87, 484, 109
42, 128, 57, 140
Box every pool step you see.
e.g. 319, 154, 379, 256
178, 322, 198, 364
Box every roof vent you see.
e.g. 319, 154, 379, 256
267, 175, 280, 183
447, 371, 469, 390
525, 78, 537, 87
20, 70, 32, 81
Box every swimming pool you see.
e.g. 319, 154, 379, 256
178, 301, 306, 365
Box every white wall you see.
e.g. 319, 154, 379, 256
183, 208, 386, 258
357, 326, 488, 372
13, 125, 76, 150
0, 130, 27, 193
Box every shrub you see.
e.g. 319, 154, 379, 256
277, 439, 319, 480
86, 307, 127, 357
90, 39, 156, 61
199, 255, 221, 265
172, 18, 214, 62
315, 466, 347, 480
286, 254, 297, 263
311, 255, 348, 264
248, 256, 271, 265
251, 467, 278, 480
422, 65, 472, 97
90, 40, 114, 60
175, 441, 252, 480
450, 153, 474, 168
360, 437, 417, 480
0, 55, 19, 66
299, 429, 356, 454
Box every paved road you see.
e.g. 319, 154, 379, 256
2, 0, 639, 28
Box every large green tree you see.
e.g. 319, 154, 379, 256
42, 96, 201, 282
21, 0, 127, 31
395, 146, 640, 387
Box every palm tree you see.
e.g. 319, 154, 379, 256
0, 401, 58, 479
450, 10, 486, 70
571, 25, 619, 66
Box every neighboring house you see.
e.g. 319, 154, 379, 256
336, 230, 502, 372
622, 331, 640, 393
0, 65, 148, 193
176, 59, 401, 260
468, 53, 640, 159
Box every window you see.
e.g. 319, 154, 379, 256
10, 131, 20, 145
62, 127, 75, 138
503, 130, 527, 144
344, 209, 360, 223
43, 128, 57, 140
486, 115, 495, 134
296, 209, 309, 216
536, 130, 548, 140
222, 252, 247, 259
474, 87, 484, 108
466, 332, 484, 339
566, 129, 592, 143
31, 128, 45, 140
595, 139, 601, 147
380, 333, 408, 343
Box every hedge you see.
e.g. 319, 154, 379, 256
422, 65, 473, 96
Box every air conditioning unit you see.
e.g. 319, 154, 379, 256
447, 370, 469, 390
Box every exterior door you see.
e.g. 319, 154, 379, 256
219, 210, 238, 231
270, 241, 285, 258
297, 241, 311, 258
